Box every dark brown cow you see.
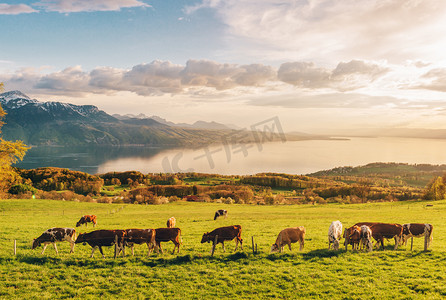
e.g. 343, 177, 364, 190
344, 222, 395, 249
166, 217, 176, 228
153, 228, 181, 254
369, 223, 403, 250
214, 209, 228, 220
402, 223, 433, 250
124, 229, 156, 256
32, 228, 76, 254
75, 229, 125, 258
201, 225, 242, 252
271, 227, 306, 252
76, 215, 97, 227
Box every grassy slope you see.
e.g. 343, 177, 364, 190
1, 199, 446, 299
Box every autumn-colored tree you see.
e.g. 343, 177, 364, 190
0, 83, 29, 192
424, 176, 445, 200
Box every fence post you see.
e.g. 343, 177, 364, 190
114, 235, 118, 259
410, 237, 414, 251
14, 240, 16, 255
211, 235, 218, 257
252, 236, 255, 254
424, 233, 428, 252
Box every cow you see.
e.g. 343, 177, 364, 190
402, 223, 433, 251
369, 223, 403, 250
344, 225, 361, 251
166, 217, 176, 228
271, 227, 306, 253
75, 229, 126, 258
214, 209, 228, 220
153, 228, 181, 254
360, 225, 373, 252
76, 215, 97, 227
201, 225, 242, 252
328, 221, 343, 250
124, 229, 156, 256
32, 228, 76, 254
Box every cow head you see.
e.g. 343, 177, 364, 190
201, 232, 210, 243
75, 233, 86, 245
333, 240, 340, 250
32, 239, 40, 249
270, 243, 279, 253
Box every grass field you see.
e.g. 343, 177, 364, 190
1, 199, 446, 299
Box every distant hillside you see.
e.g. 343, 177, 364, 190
0, 91, 235, 146
309, 162, 446, 188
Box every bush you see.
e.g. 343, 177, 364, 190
8, 184, 37, 195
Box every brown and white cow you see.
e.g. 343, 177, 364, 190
214, 209, 228, 220
402, 223, 433, 251
166, 217, 176, 228
124, 229, 156, 256
75, 229, 126, 258
359, 225, 373, 252
32, 228, 76, 254
153, 227, 181, 254
201, 225, 242, 252
344, 225, 361, 251
369, 223, 403, 250
271, 226, 306, 253
76, 215, 97, 227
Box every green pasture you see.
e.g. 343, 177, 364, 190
1, 199, 445, 299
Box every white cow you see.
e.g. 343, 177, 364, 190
328, 221, 343, 250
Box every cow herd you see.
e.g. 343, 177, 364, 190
31, 210, 435, 258
339, 221, 434, 252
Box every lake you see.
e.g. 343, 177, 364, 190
14, 137, 446, 175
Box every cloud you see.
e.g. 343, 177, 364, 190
185, 0, 446, 64
0, 59, 410, 98
0, 4, 38, 14
414, 68, 446, 92
277, 60, 389, 90
34, 0, 150, 13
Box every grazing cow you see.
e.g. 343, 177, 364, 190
124, 229, 156, 256
328, 221, 343, 250
201, 225, 243, 252
369, 223, 403, 250
360, 225, 373, 252
153, 228, 182, 254
214, 209, 228, 220
344, 226, 361, 251
402, 223, 433, 251
166, 217, 176, 228
271, 227, 306, 253
76, 215, 97, 227
32, 228, 76, 254
75, 229, 126, 258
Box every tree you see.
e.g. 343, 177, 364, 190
0, 83, 29, 192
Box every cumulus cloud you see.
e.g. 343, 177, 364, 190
34, 0, 150, 13
1, 59, 392, 97
0, 4, 38, 14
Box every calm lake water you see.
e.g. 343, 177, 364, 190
14, 137, 446, 175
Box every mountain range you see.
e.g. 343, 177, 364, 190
0, 90, 241, 146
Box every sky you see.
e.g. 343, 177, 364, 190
1, 0, 446, 133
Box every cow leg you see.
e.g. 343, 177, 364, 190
90, 247, 96, 258
98, 246, 105, 258
53, 243, 59, 255
131, 245, 135, 256
221, 241, 226, 253
288, 243, 292, 251
394, 237, 400, 250
69, 242, 75, 254
41, 243, 49, 254
299, 240, 304, 251
158, 242, 163, 254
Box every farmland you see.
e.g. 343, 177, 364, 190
1, 199, 446, 299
